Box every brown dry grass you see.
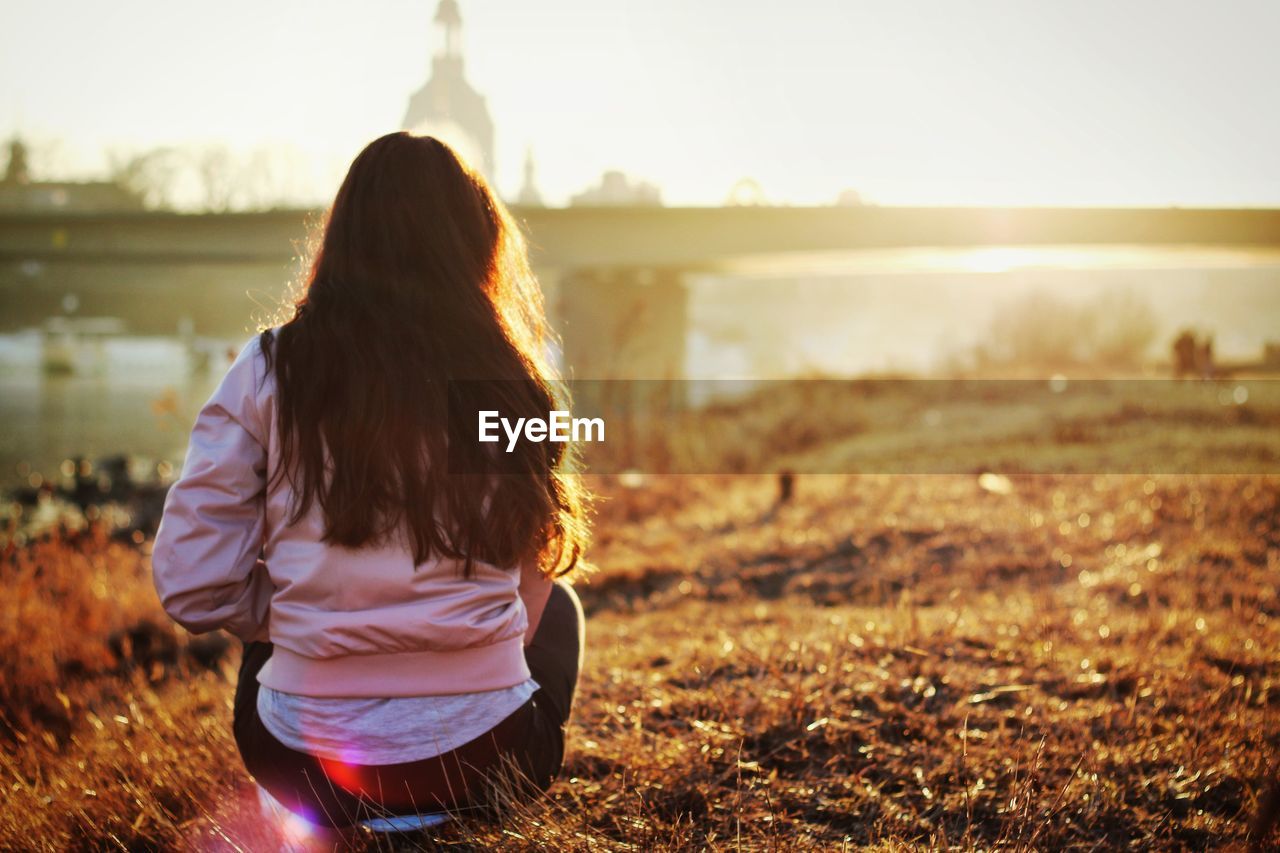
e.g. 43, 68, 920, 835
2, 399, 1278, 849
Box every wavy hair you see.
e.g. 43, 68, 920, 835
261, 132, 588, 577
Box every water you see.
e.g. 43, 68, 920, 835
2, 245, 1278, 489
0, 336, 235, 490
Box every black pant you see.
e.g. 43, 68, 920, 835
232, 581, 585, 829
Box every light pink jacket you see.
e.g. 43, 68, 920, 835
152, 335, 549, 697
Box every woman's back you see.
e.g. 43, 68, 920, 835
150, 133, 588, 828
153, 332, 534, 696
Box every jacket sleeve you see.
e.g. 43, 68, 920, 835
152, 338, 273, 642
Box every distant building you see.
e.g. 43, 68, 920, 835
835, 188, 866, 207
0, 137, 143, 213
570, 170, 662, 207
516, 146, 544, 207
402, 0, 496, 182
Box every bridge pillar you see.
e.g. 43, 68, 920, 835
555, 266, 688, 380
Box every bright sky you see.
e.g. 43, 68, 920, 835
4, 0, 1278, 207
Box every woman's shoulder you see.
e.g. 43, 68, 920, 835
232, 327, 282, 386
252, 325, 282, 361
207, 329, 280, 443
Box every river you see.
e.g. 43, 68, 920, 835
2, 244, 1278, 489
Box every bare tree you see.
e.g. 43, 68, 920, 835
107, 147, 181, 209
236, 145, 312, 211
983, 286, 1160, 369
185, 144, 311, 212
193, 145, 239, 212
1087, 286, 1159, 366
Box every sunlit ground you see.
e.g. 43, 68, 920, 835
2, 384, 1276, 848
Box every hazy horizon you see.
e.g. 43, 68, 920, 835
3, 0, 1279, 208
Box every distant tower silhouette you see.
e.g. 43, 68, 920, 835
4, 137, 30, 184
516, 146, 544, 206
402, 0, 495, 181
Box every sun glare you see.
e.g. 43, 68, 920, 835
959, 247, 1042, 274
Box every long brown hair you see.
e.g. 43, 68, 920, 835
262, 132, 588, 577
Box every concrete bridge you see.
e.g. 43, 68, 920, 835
2, 205, 1278, 376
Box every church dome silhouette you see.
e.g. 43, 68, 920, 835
402, 0, 495, 182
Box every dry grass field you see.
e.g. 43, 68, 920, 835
2, 387, 1278, 850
